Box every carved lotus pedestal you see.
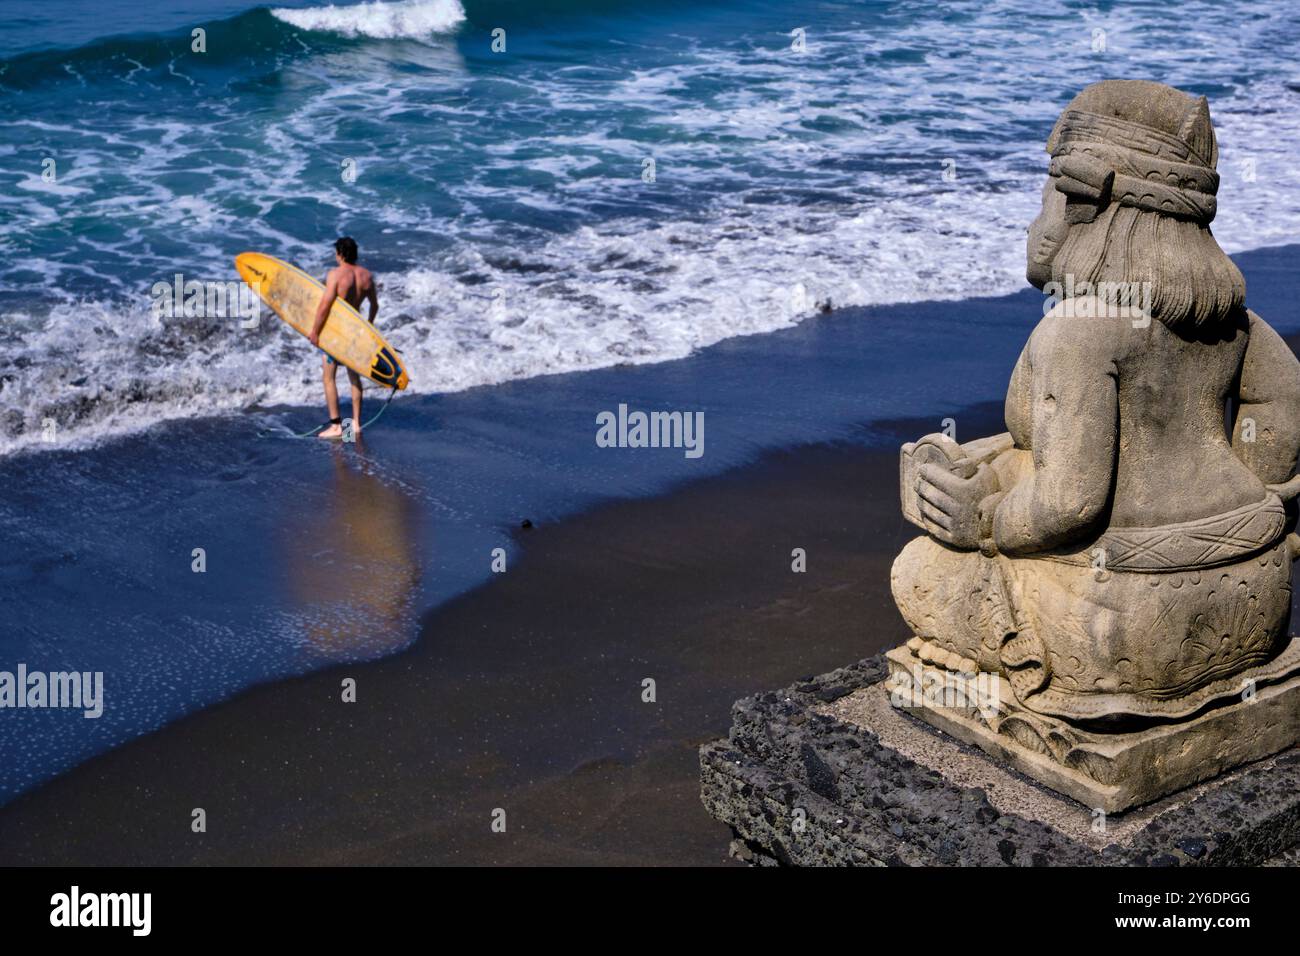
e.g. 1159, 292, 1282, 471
884, 638, 1300, 813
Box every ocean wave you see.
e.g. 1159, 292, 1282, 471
271, 0, 467, 40
4, 0, 1300, 457
0, 11, 298, 89
0, 1, 466, 90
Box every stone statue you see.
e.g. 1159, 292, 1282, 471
887, 80, 1300, 811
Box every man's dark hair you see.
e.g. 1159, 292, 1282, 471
335, 236, 358, 264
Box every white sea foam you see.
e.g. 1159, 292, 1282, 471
2, 0, 1299, 458
270, 0, 466, 40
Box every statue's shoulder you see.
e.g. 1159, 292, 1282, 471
1027, 297, 1136, 362
1246, 308, 1278, 337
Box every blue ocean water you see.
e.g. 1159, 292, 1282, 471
2, 0, 1299, 453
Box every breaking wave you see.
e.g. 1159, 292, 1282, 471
270, 0, 466, 40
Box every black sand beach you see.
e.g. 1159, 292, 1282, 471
0, 417, 968, 865
2, 246, 1298, 865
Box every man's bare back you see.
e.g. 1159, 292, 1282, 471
330, 262, 375, 312
310, 237, 379, 440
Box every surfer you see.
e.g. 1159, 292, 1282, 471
309, 237, 379, 439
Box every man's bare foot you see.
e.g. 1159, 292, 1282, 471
318, 424, 343, 440
351, 424, 361, 439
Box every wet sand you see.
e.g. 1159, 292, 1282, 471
0, 401, 1003, 865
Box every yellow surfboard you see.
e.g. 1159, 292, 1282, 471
235, 252, 409, 390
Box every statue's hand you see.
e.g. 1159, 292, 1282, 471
916, 462, 1001, 549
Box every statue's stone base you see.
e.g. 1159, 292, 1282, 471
884, 639, 1300, 813
699, 657, 1300, 866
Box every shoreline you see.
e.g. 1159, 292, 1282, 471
4, 238, 1299, 464
0, 267, 1058, 803
0, 405, 1002, 864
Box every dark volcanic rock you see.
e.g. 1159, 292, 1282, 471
699, 654, 1300, 866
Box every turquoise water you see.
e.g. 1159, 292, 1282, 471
2, 0, 1299, 454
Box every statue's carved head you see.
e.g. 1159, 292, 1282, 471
1026, 80, 1245, 329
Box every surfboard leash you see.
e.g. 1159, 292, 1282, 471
357, 386, 399, 433
259, 386, 399, 440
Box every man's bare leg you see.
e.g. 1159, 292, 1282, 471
319, 356, 344, 439
347, 369, 364, 437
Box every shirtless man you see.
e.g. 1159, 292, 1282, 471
309, 236, 378, 440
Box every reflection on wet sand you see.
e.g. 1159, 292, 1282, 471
283, 440, 421, 660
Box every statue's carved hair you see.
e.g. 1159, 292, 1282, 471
1045, 80, 1245, 330
1050, 202, 1245, 330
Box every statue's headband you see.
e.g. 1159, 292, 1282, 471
1048, 108, 1219, 224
